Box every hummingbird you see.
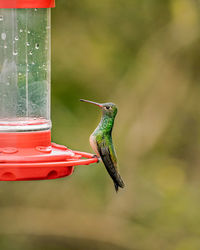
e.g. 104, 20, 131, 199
80, 99, 125, 192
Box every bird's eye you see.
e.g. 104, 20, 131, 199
106, 106, 110, 109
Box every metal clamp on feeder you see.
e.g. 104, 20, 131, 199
0, 0, 98, 181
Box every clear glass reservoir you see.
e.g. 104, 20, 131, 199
0, 8, 51, 132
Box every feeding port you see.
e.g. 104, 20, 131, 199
0, 1, 98, 181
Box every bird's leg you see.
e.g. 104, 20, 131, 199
92, 154, 100, 163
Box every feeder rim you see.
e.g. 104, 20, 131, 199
0, 0, 55, 9
0, 130, 99, 181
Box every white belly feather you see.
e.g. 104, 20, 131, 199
89, 134, 100, 157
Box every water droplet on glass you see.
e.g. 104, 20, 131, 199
35, 43, 39, 49
20, 29, 23, 33
1, 33, 6, 40
15, 36, 19, 41
0, 16, 3, 21
4, 45, 7, 49
13, 51, 18, 56
26, 42, 30, 46
29, 51, 33, 55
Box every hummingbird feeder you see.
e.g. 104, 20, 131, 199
0, 0, 98, 181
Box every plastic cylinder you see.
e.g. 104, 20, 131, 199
0, 8, 51, 132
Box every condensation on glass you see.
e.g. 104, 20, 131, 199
0, 8, 51, 132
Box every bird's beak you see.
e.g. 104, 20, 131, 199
80, 99, 103, 108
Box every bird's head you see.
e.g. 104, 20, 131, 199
80, 99, 118, 118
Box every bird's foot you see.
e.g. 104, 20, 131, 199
92, 154, 100, 163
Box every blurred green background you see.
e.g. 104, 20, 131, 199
1, 0, 200, 249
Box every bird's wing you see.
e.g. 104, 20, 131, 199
97, 135, 117, 167
96, 135, 124, 190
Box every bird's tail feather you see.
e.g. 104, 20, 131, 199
113, 173, 125, 192
114, 182, 119, 192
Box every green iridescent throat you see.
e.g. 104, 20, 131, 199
95, 115, 115, 135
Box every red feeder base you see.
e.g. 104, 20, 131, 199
0, 131, 98, 181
